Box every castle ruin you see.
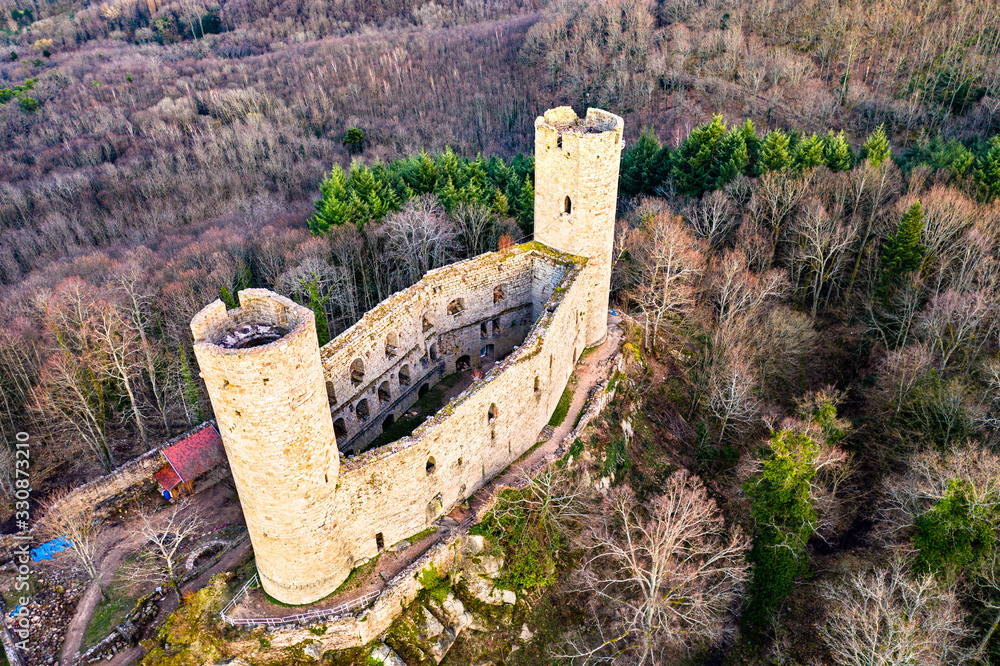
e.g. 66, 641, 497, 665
190, 107, 624, 605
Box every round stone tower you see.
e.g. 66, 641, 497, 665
533, 106, 624, 346
191, 289, 349, 605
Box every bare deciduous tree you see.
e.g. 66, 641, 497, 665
383, 195, 458, 285
122, 500, 207, 601
624, 212, 707, 352
878, 443, 1000, 545
37, 489, 106, 585
819, 558, 970, 666
558, 472, 748, 664
787, 199, 856, 317
919, 289, 990, 369
685, 191, 737, 249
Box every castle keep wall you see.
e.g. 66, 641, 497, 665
319, 248, 540, 455
327, 248, 588, 565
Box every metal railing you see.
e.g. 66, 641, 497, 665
220, 574, 383, 627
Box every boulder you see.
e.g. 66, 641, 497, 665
302, 641, 324, 661
422, 606, 445, 639
370, 643, 407, 666
465, 535, 485, 555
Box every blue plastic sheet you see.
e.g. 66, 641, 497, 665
30, 536, 73, 562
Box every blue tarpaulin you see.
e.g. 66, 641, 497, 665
8, 605, 22, 617
30, 536, 73, 562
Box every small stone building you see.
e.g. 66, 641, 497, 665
153, 423, 226, 499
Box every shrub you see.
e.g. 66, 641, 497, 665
914, 478, 996, 578
743, 429, 819, 630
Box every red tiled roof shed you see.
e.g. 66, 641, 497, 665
153, 425, 225, 493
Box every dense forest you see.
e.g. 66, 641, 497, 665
5, 0, 1000, 663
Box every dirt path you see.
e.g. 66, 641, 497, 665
58, 484, 244, 664
59, 527, 146, 664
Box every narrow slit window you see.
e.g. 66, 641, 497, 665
564, 196, 572, 214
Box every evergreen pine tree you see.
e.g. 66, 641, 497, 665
517, 173, 534, 235
976, 136, 1000, 200
672, 115, 748, 197
881, 201, 926, 285
309, 166, 350, 233
862, 124, 891, 167
741, 119, 763, 177
761, 130, 792, 173
823, 130, 853, 172
619, 128, 667, 198
307, 281, 330, 346
792, 133, 825, 171
178, 342, 201, 424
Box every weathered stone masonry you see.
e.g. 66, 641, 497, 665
191, 107, 624, 605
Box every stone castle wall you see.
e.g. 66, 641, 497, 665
319, 248, 540, 455
534, 107, 624, 346
327, 247, 588, 567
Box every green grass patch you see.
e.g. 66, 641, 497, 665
83, 565, 139, 650
548, 379, 576, 428
416, 562, 450, 604
406, 526, 438, 544
472, 487, 560, 591
329, 555, 380, 597
365, 372, 466, 451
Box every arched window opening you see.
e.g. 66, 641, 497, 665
480, 322, 489, 339
326, 381, 337, 405
556, 135, 562, 149
492, 318, 501, 338
376, 533, 385, 552
534, 376, 540, 393
382, 414, 395, 433
422, 313, 434, 332
488, 403, 498, 424
447, 298, 465, 316
564, 196, 572, 214
399, 364, 411, 386
430, 344, 438, 361
356, 399, 370, 422
426, 456, 437, 475
419, 383, 430, 397
378, 381, 391, 404
350, 358, 365, 386
333, 418, 347, 439
493, 285, 505, 303
457, 355, 471, 371
385, 332, 398, 358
